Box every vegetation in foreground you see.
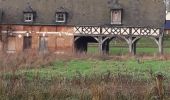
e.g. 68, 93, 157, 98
0, 53, 170, 100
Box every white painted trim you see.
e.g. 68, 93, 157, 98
1, 31, 73, 36
36, 32, 73, 36
1, 31, 27, 34
6, 50, 16, 53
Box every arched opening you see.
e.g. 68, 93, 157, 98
74, 36, 98, 54
135, 37, 158, 56
87, 42, 98, 54
109, 37, 129, 55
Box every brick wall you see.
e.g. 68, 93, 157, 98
0, 25, 74, 54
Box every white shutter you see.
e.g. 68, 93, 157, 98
111, 10, 122, 24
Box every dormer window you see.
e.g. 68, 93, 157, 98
111, 9, 122, 25
56, 12, 66, 23
23, 3, 36, 23
109, 0, 123, 25
24, 13, 34, 22
55, 7, 68, 23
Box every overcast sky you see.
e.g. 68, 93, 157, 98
166, 0, 170, 11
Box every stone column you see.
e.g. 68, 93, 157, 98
98, 37, 103, 55
126, 37, 140, 55
158, 36, 163, 55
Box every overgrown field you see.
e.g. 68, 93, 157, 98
1, 37, 170, 100
10, 58, 170, 80
0, 53, 170, 100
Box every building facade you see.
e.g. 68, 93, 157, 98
0, 0, 166, 54
165, 0, 170, 35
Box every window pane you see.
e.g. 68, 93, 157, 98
24, 13, 33, 22
56, 13, 66, 22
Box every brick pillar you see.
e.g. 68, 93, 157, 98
32, 34, 39, 52
47, 35, 56, 52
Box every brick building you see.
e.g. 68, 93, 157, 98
0, 0, 166, 54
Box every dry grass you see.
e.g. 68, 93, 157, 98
0, 52, 170, 100
0, 72, 169, 100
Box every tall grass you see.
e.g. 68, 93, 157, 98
0, 53, 170, 100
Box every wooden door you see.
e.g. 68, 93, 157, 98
23, 36, 32, 50
7, 36, 16, 53
111, 10, 122, 24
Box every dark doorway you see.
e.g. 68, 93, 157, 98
23, 36, 32, 50
74, 36, 98, 54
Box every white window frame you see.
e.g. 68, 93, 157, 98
111, 10, 122, 25
24, 13, 34, 22
56, 13, 66, 23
